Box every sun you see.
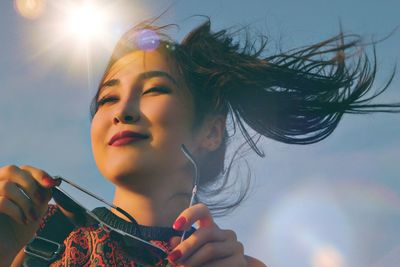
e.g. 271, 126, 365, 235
63, 2, 109, 44
20, 1, 147, 89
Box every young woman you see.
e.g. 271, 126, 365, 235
0, 18, 398, 266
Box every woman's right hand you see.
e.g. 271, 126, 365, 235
0, 164, 60, 266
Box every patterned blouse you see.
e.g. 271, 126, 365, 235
32, 205, 191, 267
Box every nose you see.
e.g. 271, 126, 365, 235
114, 114, 139, 124
113, 98, 140, 124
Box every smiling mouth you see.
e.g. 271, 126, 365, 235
109, 130, 149, 146
109, 136, 147, 146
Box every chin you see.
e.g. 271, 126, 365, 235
98, 156, 143, 182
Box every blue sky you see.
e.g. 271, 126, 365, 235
1, 1, 399, 266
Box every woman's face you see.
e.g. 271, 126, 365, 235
91, 50, 201, 186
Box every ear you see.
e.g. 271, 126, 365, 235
199, 115, 226, 152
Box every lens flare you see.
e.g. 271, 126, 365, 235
312, 245, 344, 267
252, 183, 352, 267
249, 179, 400, 266
14, 0, 46, 19
136, 29, 160, 51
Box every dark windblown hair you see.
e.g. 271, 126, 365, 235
90, 18, 400, 216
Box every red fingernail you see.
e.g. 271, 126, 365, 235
168, 250, 182, 263
173, 216, 186, 230
42, 175, 60, 188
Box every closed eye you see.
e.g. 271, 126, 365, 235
97, 96, 118, 106
143, 86, 171, 95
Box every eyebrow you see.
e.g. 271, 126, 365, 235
98, 71, 179, 96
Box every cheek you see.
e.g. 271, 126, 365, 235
90, 117, 100, 144
90, 114, 107, 157
142, 99, 192, 135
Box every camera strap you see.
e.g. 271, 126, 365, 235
22, 206, 75, 267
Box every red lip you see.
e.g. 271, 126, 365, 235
108, 130, 149, 146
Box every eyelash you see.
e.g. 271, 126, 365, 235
96, 87, 170, 106
97, 96, 117, 106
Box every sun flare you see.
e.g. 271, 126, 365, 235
22, 0, 147, 87
64, 2, 109, 44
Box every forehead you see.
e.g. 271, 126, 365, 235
103, 50, 179, 83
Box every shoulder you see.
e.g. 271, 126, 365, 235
245, 255, 267, 267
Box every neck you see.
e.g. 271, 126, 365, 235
111, 171, 193, 227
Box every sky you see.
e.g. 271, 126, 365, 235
1, 0, 400, 266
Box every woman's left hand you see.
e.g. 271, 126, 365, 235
168, 203, 247, 267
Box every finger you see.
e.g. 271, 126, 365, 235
19, 165, 61, 189
168, 227, 232, 263
179, 239, 244, 267
0, 196, 27, 225
0, 165, 45, 206
0, 181, 38, 222
173, 203, 214, 231
19, 165, 60, 204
